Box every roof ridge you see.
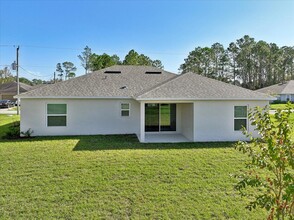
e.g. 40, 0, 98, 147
136, 72, 274, 100
135, 72, 188, 98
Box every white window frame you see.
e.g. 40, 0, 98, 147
120, 103, 130, 117
46, 103, 67, 127
234, 105, 248, 131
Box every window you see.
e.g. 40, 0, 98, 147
47, 104, 67, 126
121, 103, 130, 116
234, 106, 247, 131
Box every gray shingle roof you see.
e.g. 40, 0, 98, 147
256, 80, 294, 95
0, 81, 32, 94
18, 65, 176, 98
18, 66, 273, 100
137, 72, 273, 100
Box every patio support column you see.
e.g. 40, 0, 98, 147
140, 101, 145, 142
193, 102, 196, 142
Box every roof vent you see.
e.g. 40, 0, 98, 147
104, 70, 121, 74
145, 71, 162, 74
120, 86, 127, 89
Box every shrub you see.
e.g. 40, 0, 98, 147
20, 128, 34, 138
4, 121, 20, 139
234, 103, 294, 219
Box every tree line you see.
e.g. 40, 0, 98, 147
1, 35, 294, 90
54, 48, 163, 81
77, 47, 163, 74
0, 67, 48, 86
180, 35, 294, 89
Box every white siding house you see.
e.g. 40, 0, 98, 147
17, 65, 274, 143
256, 80, 294, 102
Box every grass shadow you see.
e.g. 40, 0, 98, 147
0, 121, 19, 139
0, 116, 236, 151
72, 134, 237, 151
0, 133, 236, 151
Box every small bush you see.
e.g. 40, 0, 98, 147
272, 100, 293, 104
272, 100, 286, 104
4, 121, 20, 139
20, 128, 34, 138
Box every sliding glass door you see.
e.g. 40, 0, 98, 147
145, 104, 160, 132
160, 104, 176, 131
145, 104, 176, 132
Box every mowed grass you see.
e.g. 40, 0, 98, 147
0, 115, 269, 219
270, 109, 294, 139
270, 103, 292, 110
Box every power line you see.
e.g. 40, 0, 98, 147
0, 64, 55, 68
1, 64, 51, 78
21, 45, 82, 51
0, 44, 187, 55
19, 66, 53, 78
0, 45, 15, 47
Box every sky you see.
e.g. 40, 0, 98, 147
0, 0, 294, 81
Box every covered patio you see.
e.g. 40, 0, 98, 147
139, 101, 195, 143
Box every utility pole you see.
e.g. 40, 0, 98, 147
54, 72, 56, 83
16, 46, 20, 115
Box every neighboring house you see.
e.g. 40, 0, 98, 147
17, 65, 274, 143
0, 81, 33, 101
256, 80, 294, 102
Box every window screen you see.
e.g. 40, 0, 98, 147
47, 104, 67, 126
234, 106, 247, 131
121, 103, 130, 117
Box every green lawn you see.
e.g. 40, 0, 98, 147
270, 109, 294, 139
270, 103, 292, 110
0, 115, 269, 219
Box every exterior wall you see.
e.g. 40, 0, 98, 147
20, 98, 140, 136
21, 98, 269, 142
280, 94, 294, 102
280, 94, 287, 101
180, 103, 194, 141
193, 100, 268, 142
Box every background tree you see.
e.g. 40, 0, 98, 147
111, 54, 122, 65
235, 35, 255, 89
0, 67, 14, 84
19, 77, 33, 85
235, 104, 294, 219
78, 46, 92, 74
227, 42, 239, 84
55, 62, 76, 80
123, 49, 140, 65
152, 60, 164, 69
32, 79, 43, 85
123, 49, 164, 68
67, 72, 76, 79
89, 53, 121, 71
88, 49, 164, 71
179, 47, 205, 74
56, 63, 64, 81
62, 62, 77, 80
179, 35, 294, 89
